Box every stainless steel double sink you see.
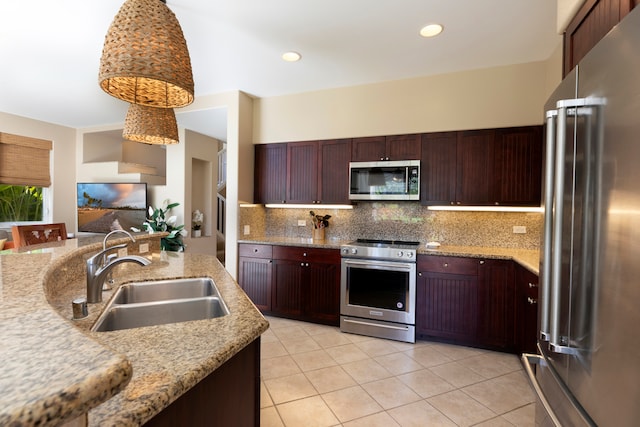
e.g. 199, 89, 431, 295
91, 277, 229, 332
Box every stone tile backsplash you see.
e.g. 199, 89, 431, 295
239, 202, 542, 249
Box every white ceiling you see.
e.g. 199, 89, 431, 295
0, 1, 560, 141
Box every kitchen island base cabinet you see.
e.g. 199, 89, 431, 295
144, 338, 260, 427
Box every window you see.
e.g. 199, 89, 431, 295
0, 132, 52, 225
0, 185, 44, 222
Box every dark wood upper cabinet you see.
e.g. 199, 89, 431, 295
420, 132, 457, 204
493, 126, 543, 205
285, 139, 352, 204
318, 139, 351, 204
456, 130, 495, 205
385, 134, 421, 160
564, 0, 638, 76
351, 134, 420, 161
351, 136, 387, 162
421, 126, 542, 206
254, 143, 287, 204
287, 141, 319, 203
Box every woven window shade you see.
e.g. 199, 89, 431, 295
99, 0, 194, 108
123, 103, 179, 145
0, 133, 52, 187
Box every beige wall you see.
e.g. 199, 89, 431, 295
0, 111, 77, 231
253, 59, 561, 144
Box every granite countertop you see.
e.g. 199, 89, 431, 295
238, 237, 540, 274
0, 236, 268, 426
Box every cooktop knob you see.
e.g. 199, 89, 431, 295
397, 251, 404, 258
351, 248, 358, 255
406, 252, 414, 258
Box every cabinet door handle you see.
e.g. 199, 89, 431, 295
528, 282, 538, 288
443, 263, 448, 267
300, 262, 305, 266
479, 260, 485, 265
418, 272, 422, 277
303, 253, 307, 257
527, 297, 538, 305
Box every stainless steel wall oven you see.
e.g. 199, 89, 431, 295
340, 239, 418, 343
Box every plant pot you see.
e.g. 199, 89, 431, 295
312, 228, 325, 241
192, 230, 201, 238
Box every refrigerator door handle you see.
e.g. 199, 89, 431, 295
521, 353, 562, 427
549, 102, 578, 355
540, 109, 557, 341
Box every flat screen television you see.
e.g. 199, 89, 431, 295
77, 182, 148, 233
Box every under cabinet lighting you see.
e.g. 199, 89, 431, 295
264, 204, 353, 210
427, 205, 543, 213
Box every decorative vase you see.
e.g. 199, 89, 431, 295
312, 228, 325, 241
192, 230, 201, 238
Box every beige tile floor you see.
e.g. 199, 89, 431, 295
260, 316, 536, 427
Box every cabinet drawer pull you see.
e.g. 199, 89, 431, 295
527, 297, 537, 305
528, 282, 538, 288
303, 252, 307, 257
443, 263, 448, 267
479, 260, 485, 265
300, 262, 305, 266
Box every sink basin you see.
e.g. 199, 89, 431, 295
92, 297, 229, 332
91, 277, 229, 332
111, 278, 216, 304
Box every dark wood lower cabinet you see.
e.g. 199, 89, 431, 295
237, 244, 340, 326
516, 264, 539, 354
417, 255, 520, 352
416, 270, 478, 343
271, 246, 340, 326
478, 259, 516, 352
144, 338, 260, 427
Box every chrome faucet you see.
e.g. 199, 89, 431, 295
86, 247, 150, 303
102, 230, 137, 288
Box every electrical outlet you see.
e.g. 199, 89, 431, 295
513, 226, 527, 234
117, 247, 128, 257
243, 225, 250, 235
139, 243, 149, 254
297, 220, 306, 226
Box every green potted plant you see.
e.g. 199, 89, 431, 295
132, 199, 186, 251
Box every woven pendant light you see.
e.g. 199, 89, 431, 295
123, 104, 179, 145
99, 0, 194, 108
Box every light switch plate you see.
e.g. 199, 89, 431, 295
139, 243, 149, 253
298, 220, 306, 226
513, 226, 527, 234
243, 225, 250, 235
117, 247, 128, 257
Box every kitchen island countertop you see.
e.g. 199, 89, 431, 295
0, 236, 268, 426
238, 237, 539, 274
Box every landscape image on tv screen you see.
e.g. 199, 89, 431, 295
77, 182, 147, 233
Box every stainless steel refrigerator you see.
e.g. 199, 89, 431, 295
522, 6, 640, 426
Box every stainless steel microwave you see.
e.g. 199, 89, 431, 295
349, 160, 420, 200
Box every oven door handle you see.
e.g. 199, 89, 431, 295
343, 259, 414, 271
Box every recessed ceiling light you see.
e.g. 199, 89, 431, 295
282, 51, 301, 62
420, 23, 444, 38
